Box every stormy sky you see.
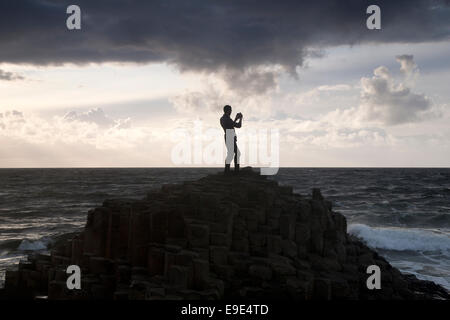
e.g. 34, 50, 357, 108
1, 0, 450, 167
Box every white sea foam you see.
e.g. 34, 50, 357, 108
348, 224, 450, 290
348, 224, 450, 252
17, 239, 49, 251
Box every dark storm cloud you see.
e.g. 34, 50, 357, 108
0, 0, 449, 74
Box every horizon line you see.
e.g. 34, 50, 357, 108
0, 166, 449, 169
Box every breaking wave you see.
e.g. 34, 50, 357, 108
348, 223, 450, 252
17, 239, 50, 251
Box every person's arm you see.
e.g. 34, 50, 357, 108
234, 114, 242, 128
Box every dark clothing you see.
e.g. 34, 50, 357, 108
220, 114, 241, 133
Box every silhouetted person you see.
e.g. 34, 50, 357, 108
220, 105, 242, 174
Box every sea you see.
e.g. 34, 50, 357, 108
0, 168, 449, 291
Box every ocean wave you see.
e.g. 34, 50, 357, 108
348, 224, 450, 252
1, 237, 50, 257
17, 239, 50, 251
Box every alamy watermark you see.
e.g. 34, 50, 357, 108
66, 265, 81, 289
170, 120, 279, 175
66, 5, 381, 31
366, 5, 381, 30
66, 5, 81, 30
366, 265, 381, 290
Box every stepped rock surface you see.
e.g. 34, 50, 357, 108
1, 167, 448, 300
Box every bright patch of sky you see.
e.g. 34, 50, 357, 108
1, 42, 449, 167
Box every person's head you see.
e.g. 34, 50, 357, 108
223, 105, 232, 115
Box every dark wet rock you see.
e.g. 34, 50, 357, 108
1, 167, 448, 300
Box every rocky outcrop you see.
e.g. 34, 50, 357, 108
1, 167, 448, 300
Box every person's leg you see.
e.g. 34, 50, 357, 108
225, 130, 235, 174
234, 136, 240, 172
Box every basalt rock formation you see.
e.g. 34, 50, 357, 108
1, 167, 448, 300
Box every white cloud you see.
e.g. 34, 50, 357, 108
285, 83, 354, 112
0, 108, 175, 166
1, 104, 449, 167
358, 61, 435, 125
62, 107, 131, 128
312, 56, 439, 127
269, 118, 391, 149
220, 65, 283, 95
0, 69, 24, 81
396, 54, 419, 84
316, 84, 353, 91
169, 74, 275, 119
